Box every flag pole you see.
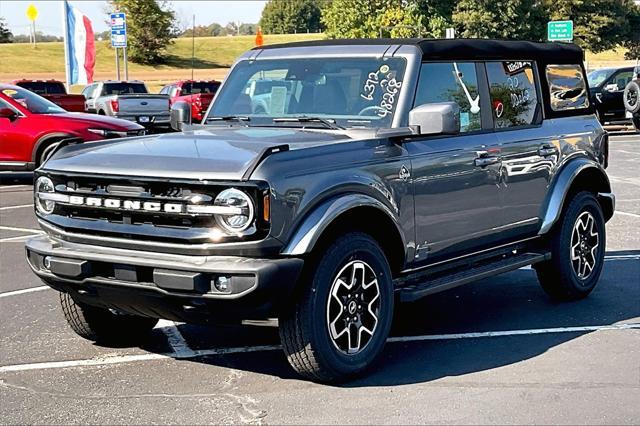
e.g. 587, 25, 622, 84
61, 0, 71, 91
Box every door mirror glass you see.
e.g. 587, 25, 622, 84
0, 107, 17, 120
409, 102, 460, 136
170, 101, 191, 131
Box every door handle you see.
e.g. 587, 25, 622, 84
474, 150, 500, 167
538, 145, 557, 157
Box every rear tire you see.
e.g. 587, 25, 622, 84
279, 232, 394, 382
60, 293, 158, 345
535, 191, 606, 301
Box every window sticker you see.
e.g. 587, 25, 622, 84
269, 86, 287, 115
460, 112, 470, 128
2, 89, 18, 97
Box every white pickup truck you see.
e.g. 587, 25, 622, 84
82, 81, 170, 129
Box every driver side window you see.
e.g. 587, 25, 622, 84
414, 62, 482, 133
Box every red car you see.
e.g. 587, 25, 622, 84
160, 80, 221, 123
12, 79, 86, 113
0, 84, 145, 171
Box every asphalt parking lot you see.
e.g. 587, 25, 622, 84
1, 132, 639, 424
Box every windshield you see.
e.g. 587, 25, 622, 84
1, 87, 65, 113
102, 83, 148, 95
587, 69, 615, 88
16, 81, 66, 95
208, 57, 407, 128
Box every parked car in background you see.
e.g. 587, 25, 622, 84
11, 79, 85, 112
588, 66, 635, 124
623, 65, 640, 131
160, 80, 221, 123
0, 84, 144, 171
29, 39, 613, 382
82, 81, 170, 129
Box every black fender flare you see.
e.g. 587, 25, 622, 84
281, 193, 406, 258
538, 157, 614, 235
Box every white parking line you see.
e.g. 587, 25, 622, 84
0, 234, 40, 242
0, 323, 638, 373
616, 211, 640, 219
0, 225, 42, 234
155, 320, 196, 358
0, 286, 50, 299
0, 204, 33, 211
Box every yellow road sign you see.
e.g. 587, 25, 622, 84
26, 4, 38, 22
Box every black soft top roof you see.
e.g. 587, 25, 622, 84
257, 38, 584, 64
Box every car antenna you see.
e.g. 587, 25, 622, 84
190, 13, 195, 126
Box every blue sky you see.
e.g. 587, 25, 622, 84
0, 1, 267, 36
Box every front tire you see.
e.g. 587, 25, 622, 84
535, 191, 606, 301
60, 293, 158, 345
279, 232, 394, 382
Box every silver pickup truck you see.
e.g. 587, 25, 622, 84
82, 81, 170, 129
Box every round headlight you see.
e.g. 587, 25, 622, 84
35, 176, 55, 214
214, 188, 254, 233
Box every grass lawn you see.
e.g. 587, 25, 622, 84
0, 34, 323, 88
0, 34, 633, 93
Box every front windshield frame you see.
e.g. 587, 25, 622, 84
207, 56, 408, 129
1, 86, 66, 114
587, 69, 615, 88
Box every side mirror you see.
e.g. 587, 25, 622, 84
0, 107, 18, 121
409, 102, 460, 136
170, 101, 191, 131
604, 83, 619, 93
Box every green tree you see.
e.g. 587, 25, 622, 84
321, 0, 452, 39
452, 0, 546, 41
260, 0, 322, 34
109, 0, 179, 64
0, 17, 13, 43
545, 0, 638, 53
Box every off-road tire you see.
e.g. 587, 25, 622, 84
60, 292, 158, 345
535, 191, 606, 301
279, 232, 394, 382
623, 81, 640, 114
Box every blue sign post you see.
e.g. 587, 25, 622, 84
110, 12, 127, 80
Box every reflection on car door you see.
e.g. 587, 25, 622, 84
409, 61, 503, 262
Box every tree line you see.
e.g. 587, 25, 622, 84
263, 0, 639, 59
1, 0, 637, 64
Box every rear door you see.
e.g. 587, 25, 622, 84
485, 60, 556, 238
407, 61, 503, 262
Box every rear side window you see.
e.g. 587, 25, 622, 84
102, 83, 148, 95
16, 81, 65, 95
546, 64, 589, 111
486, 61, 539, 128
414, 62, 482, 133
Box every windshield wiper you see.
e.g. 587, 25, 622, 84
206, 115, 251, 124
272, 116, 345, 130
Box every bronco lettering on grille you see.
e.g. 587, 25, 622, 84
64, 195, 185, 213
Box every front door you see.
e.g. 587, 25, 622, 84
408, 61, 503, 263
600, 69, 633, 121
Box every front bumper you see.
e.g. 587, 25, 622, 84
25, 235, 304, 322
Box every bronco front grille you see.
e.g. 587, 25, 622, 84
38, 173, 269, 244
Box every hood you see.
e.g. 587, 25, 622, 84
43, 127, 353, 180
55, 112, 143, 129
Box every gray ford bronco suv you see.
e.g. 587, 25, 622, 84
26, 39, 614, 382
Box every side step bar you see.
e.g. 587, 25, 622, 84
399, 252, 550, 303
